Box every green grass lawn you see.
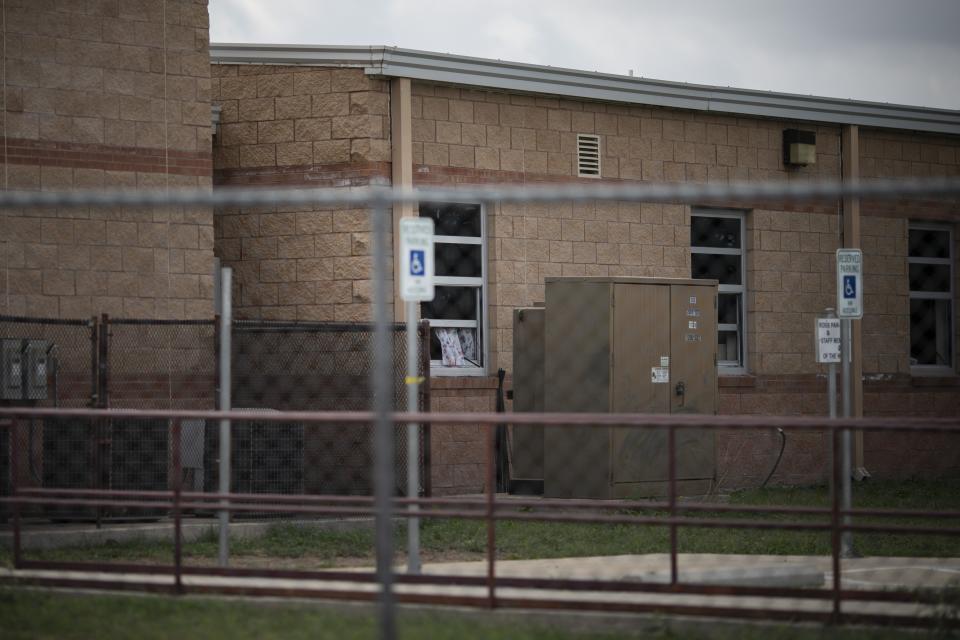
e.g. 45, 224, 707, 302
0, 588, 945, 640
4, 478, 959, 568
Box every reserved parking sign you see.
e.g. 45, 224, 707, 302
836, 249, 863, 319
399, 218, 435, 302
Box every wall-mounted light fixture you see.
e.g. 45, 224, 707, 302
783, 129, 816, 166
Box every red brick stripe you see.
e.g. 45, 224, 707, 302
215, 160, 958, 218
2, 137, 212, 177
214, 161, 391, 187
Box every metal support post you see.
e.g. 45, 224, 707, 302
218, 267, 232, 568
668, 425, 678, 585
486, 421, 497, 609
840, 318, 854, 558
828, 362, 837, 420
371, 198, 396, 639
10, 421, 21, 568
405, 300, 421, 574
172, 419, 183, 594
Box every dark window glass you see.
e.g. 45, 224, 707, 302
692, 253, 742, 285
718, 293, 740, 325
419, 203, 481, 237
691, 216, 741, 249
910, 299, 953, 366
909, 229, 950, 259
435, 244, 482, 277
420, 286, 479, 321
909, 263, 952, 293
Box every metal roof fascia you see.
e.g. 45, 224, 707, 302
376, 48, 960, 135
211, 43, 384, 68
210, 44, 960, 135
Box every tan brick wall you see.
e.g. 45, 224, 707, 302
211, 65, 390, 170
2, 0, 211, 152
216, 203, 390, 321
860, 130, 960, 179
0, 0, 214, 320
211, 64, 392, 321
747, 209, 841, 375
410, 82, 839, 182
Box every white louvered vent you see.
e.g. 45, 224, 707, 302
577, 134, 601, 177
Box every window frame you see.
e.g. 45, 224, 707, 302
908, 221, 955, 375
690, 209, 748, 374
418, 201, 489, 377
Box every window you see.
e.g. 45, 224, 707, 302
691, 211, 746, 371
909, 223, 954, 371
418, 202, 487, 375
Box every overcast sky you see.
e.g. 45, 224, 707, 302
209, 0, 960, 111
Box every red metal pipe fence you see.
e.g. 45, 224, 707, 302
2, 406, 960, 629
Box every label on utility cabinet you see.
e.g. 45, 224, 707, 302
651, 367, 669, 384
660, 356, 670, 368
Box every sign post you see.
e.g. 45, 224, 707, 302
835, 249, 862, 559
398, 217, 435, 575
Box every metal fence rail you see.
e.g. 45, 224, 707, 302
2, 406, 959, 628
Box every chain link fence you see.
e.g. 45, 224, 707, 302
1, 316, 96, 521
1, 315, 429, 523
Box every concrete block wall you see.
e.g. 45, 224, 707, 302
211, 65, 392, 321
0, 0, 214, 320
215, 203, 388, 322
212, 65, 390, 171
409, 82, 839, 183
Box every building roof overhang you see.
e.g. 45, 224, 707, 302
210, 43, 960, 136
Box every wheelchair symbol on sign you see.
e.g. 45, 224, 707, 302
409, 250, 425, 276
843, 275, 856, 299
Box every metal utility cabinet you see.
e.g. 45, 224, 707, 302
543, 277, 718, 499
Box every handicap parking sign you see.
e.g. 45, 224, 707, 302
836, 249, 862, 318
399, 218, 434, 301
843, 275, 856, 299
410, 250, 425, 276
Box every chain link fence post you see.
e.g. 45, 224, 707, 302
371, 196, 396, 639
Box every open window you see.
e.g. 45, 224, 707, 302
418, 202, 487, 375
691, 210, 746, 372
